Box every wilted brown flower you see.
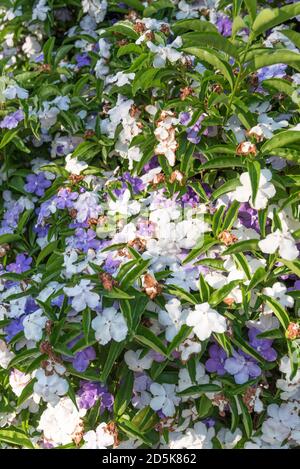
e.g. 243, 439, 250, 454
169, 170, 184, 185
236, 141, 257, 157
286, 322, 300, 340
218, 230, 238, 246
180, 86, 193, 101
142, 273, 162, 299
99, 272, 118, 291
128, 237, 147, 253
0, 243, 10, 257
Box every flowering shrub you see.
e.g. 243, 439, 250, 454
0, 0, 300, 450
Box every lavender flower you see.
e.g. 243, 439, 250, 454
78, 381, 114, 412
248, 328, 277, 362
224, 350, 261, 384
25, 173, 51, 197
72, 346, 96, 372
0, 110, 24, 129
205, 344, 227, 376
7, 254, 32, 273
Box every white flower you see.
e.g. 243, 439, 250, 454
9, 369, 31, 397
178, 364, 209, 394
166, 266, 199, 292
34, 366, 69, 405
178, 337, 201, 361
159, 299, 189, 342
124, 349, 153, 372
147, 37, 183, 68
23, 309, 47, 342
263, 282, 294, 313
22, 36, 41, 57
32, 0, 50, 21
176, 0, 199, 20
64, 279, 100, 312
163, 422, 215, 449
232, 169, 276, 210
106, 71, 135, 87
82, 423, 114, 449
4, 85, 28, 99
73, 191, 102, 223
65, 154, 88, 175
186, 303, 227, 341
91, 307, 128, 345
259, 229, 299, 261
38, 397, 85, 446
276, 356, 300, 401
0, 340, 14, 369
82, 0, 107, 23
108, 189, 141, 216
249, 114, 289, 139
217, 428, 243, 449
261, 402, 300, 446
149, 383, 180, 417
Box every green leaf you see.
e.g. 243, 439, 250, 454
167, 325, 193, 355
211, 178, 241, 201
281, 29, 300, 49
172, 19, 218, 34
0, 233, 21, 245
17, 379, 36, 407
212, 205, 226, 236
262, 78, 294, 96
165, 284, 198, 305
36, 240, 58, 266
106, 21, 139, 39
183, 47, 235, 89
197, 394, 213, 418
43, 36, 55, 64
0, 429, 34, 448
246, 267, 266, 292
8, 348, 39, 368
252, 4, 300, 38
222, 200, 240, 231
278, 259, 300, 277
199, 274, 211, 303
200, 156, 246, 171
82, 309, 91, 342
244, 0, 256, 22
261, 130, 300, 154
177, 383, 221, 396
209, 280, 241, 307
248, 49, 300, 73
237, 396, 253, 438
223, 239, 259, 255
135, 326, 168, 357
0, 129, 19, 149
263, 295, 290, 329
181, 32, 239, 58
100, 341, 126, 383
114, 371, 134, 417
248, 160, 261, 207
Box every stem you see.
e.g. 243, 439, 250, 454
223, 37, 253, 125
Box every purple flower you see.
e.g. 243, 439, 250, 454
186, 114, 207, 144
122, 172, 145, 194
216, 15, 232, 37
5, 317, 25, 341
104, 254, 121, 274
54, 188, 78, 209
224, 350, 261, 384
70, 228, 101, 252
78, 381, 114, 412
72, 346, 96, 372
238, 203, 257, 230
75, 53, 91, 68
181, 186, 200, 207
25, 297, 39, 314
248, 328, 277, 362
24, 172, 51, 197
0, 110, 24, 129
205, 344, 227, 376
180, 112, 192, 125
7, 253, 32, 273
257, 64, 287, 82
